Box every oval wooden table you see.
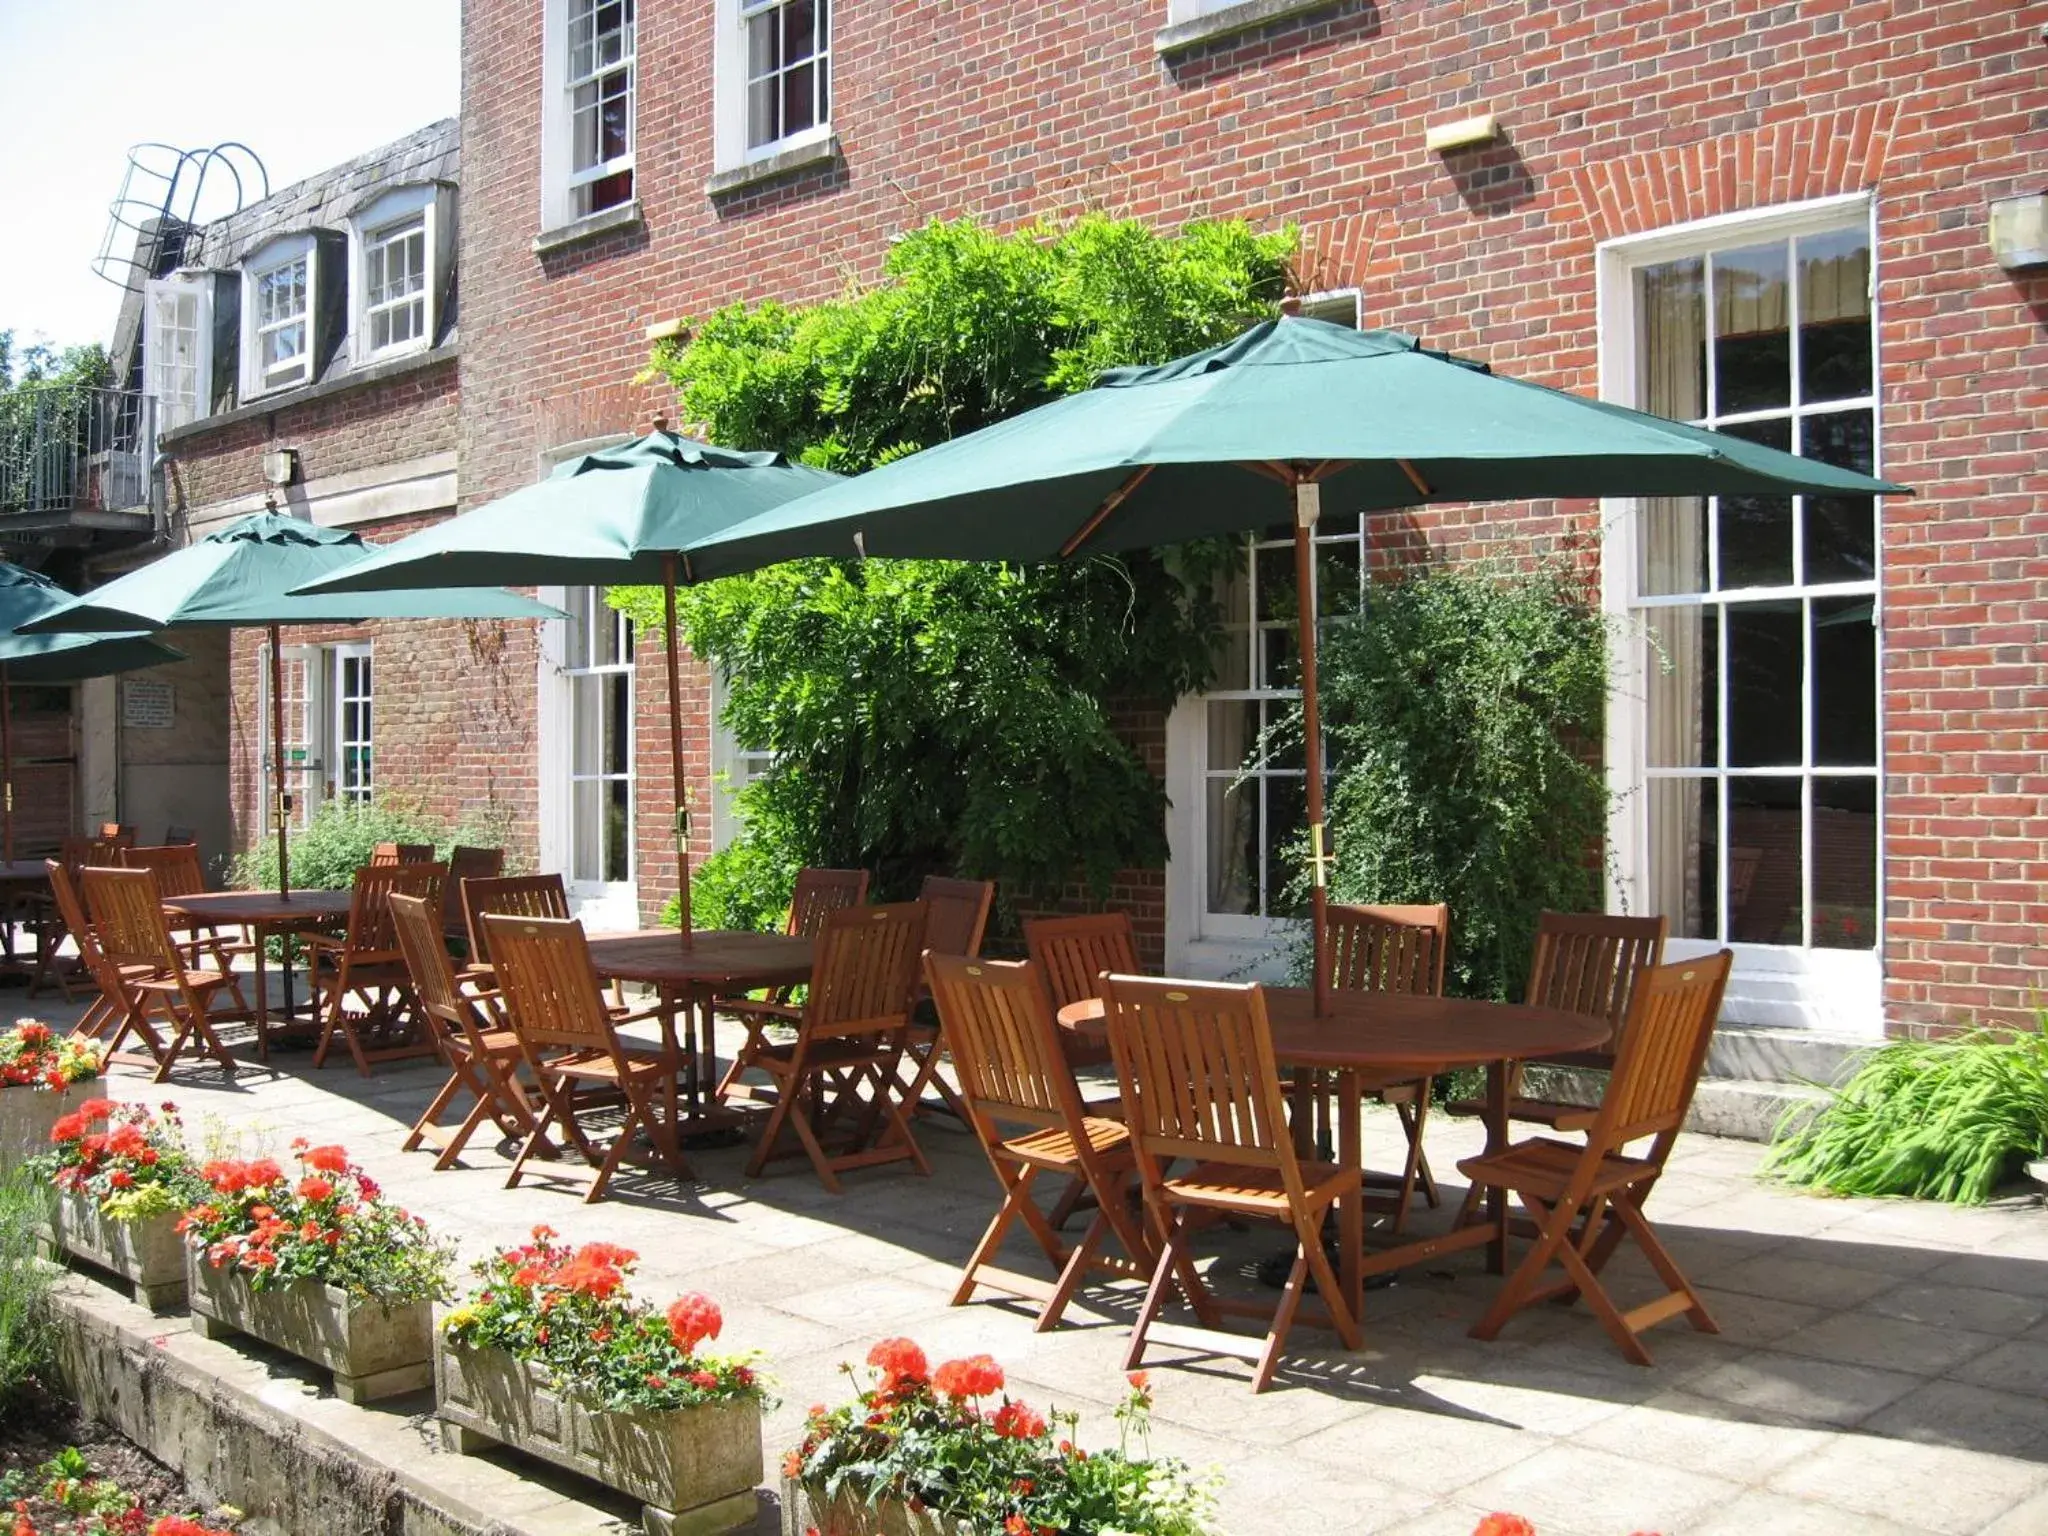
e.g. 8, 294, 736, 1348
164, 890, 353, 1059
583, 929, 814, 1137
1058, 986, 1608, 1318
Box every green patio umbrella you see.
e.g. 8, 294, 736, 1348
23, 512, 562, 901
0, 561, 186, 863
290, 429, 842, 939
684, 314, 1910, 1011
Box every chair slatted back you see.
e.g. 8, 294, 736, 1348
918, 875, 994, 960
342, 862, 446, 960
390, 891, 470, 1030
444, 845, 507, 934
1023, 912, 1141, 1014
1526, 911, 1669, 1050
805, 901, 928, 1039
120, 843, 208, 900
924, 954, 1076, 1131
1585, 951, 1733, 1159
482, 913, 618, 1056
372, 841, 436, 866
58, 837, 125, 876
163, 825, 197, 846
1101, 974, 1297, 1171
787, 867, 870, 938
1324, 902, 1449, 996
81, 865, 181, 974
45, 859, 116, 986
464, 874, 570, 965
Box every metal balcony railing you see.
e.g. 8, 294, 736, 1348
0, 384, 156, 519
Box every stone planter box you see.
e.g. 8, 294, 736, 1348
437, 1338, 763, 1536
2028, 1158, 2047, 1194
43, 1187, 187, 1312
185, 1252, 433, 1405
778, 1478, 969, 1536
0, 1080, 89, 1178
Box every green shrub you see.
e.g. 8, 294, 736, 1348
0, 1168, 58, 1410
1305, 559, 1613, 1002
227, 796, 516, 894
1767, 1017, 2048, 1203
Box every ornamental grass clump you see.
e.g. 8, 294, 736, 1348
0, 1020, 103, 1090
40, 1100, 205, 1223
788, 1339, 1216, 1536
1767, 1015, 2048, 1204
442, 1227, 767, 1415
178, 1140, 454, 1305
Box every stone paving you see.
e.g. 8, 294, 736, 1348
23, 984, 2048, 1536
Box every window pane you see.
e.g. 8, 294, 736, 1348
1713, 241, 1790, 415
1637, 257, 1706, 421
571, 780, 606, 883
1646, 608, 1718, 768
571, 675, 604, 775
1207, 701, 1254, 771
1798, 227, 1872, 404
1812, 777, 1876, 950
1647, 777, 1719, 940
1254, 541, 1296, 625
1639, 496, 1707, 596
1265, 774, 1307, 920
748, 76, 779, 148
748, 7, 780, 76
1256, 624, 1295, 690
1727, 776, 1802, 945
1725, 599, 1801, 767
782, 62, 817, 137
1206, 779, 1254, 915
1811, 597, 1876, 766
1801, 408, 1876, 583
1716, 417, 1792, 589
783, 0, 816, 62
1317, 538, 1361, 616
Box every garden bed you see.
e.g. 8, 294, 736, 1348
0, 1385, 242, 1534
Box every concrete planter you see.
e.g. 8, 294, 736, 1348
437, 1338, 763, 1536
43, 1186, 187, 1312
778, 1478, 970, 1536
0, 1080, 89, 1178
2027, 1158, 2047, 1193
186, 1253, 434, 1405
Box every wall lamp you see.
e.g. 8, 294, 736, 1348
1988, 192, 2048, 271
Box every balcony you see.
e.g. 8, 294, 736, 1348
0, 384, 158, 538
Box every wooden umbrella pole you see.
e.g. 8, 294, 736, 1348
269, 625, 291, 901
1292, 480, 1332, 1019
1, 663, 14, 867
663, 557, 693, 946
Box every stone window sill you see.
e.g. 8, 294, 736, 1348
532, 200, 644, 256
706, 133, 841, 198
1154, 0, 1332, 54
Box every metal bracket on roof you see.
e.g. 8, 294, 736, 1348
92, 142, 270, 295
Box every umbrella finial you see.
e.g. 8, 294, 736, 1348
1279, 294, 1303, 318
651, 412, 671, 435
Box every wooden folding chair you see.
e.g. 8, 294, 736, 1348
717, 866, 869, 1099
487, 912, 687, 1202
371, 841, 436, 866
81, 865, 241, 1080
1023, 911, 1139, 1067
163, 825, 197, 846
746, 900, 931, 1193
463, 873, 571, 965
1463, 950, 1732, 1365
1103, 973, 1360, 1393
900, 874, 996, 1117
308, 862, 447, 1075
28, 837, 124, 1000
121, 843, 253, 1010
390, 892, 538, 1169
1314, 902, 1448, 1233
43, 859, 138, 1042
442, 845, 506, 941
926, 952, 1149, 1329
97, 823, 137, 845
1449, 911, 1667, 1224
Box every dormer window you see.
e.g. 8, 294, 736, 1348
347, 183, 451, 365
364, 216, 426, 352
239, 234, 320, 399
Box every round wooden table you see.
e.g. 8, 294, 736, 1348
165, 890, 353, 1057
584, 929, 813, 1132
1058, 986, 1608, 1314
0, 860, 51, 981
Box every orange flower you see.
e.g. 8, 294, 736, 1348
866, 1337, 928, 1387
300, 1144, 350, 1174
933, 1354, 1004, 1399
297, 1176, 335, 1203
549, 1250, 626, 1298
1473, 1517, 1537, 1536
991, 1401, 1045, 1440
666, 1293, 723, 1352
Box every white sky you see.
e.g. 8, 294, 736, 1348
0, 0, 460, 356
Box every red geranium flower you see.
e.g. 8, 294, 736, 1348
297, 1176, 335, 1203
549, 1250, 626, 1298
991, 1401, 1046, 1440
1472, 1517, 1537, 1536
300, 1144, 350, 1174
866, 1337, 928, 1387
666, 1292, 723, 1352
244, 1158, 283, 1187
933, 1354, 1004, 1399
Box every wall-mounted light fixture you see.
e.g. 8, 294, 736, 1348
1425, 113, 1501, 154
1988, 192, 2048, 271
261, 447, 298, 487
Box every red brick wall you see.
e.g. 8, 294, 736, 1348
459, 0, 2048, 1031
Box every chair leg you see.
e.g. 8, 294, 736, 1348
1613, 1192, 1719, 1334
404, 1068, 472, 1155
1041, 1209, 1109, 1333
1124, 1213, 1190, 1374
1470, 1190, 1575, 1343
953, 1163, 1047, 1305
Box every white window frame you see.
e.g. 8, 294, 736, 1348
348, 184, 443, 364
331, 642, 374, 807
709, 670, 774, 853
540, 0, 636, 230
142, 274, 213, 435
1598, 192, 1884, 1035
714, 0, 833, 173
239, 234, 317, 399
256, 641, 373, 833
537, 581, 639, 928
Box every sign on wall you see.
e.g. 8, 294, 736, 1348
120, 679, 175, 730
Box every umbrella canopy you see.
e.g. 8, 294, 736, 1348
288, 430, 842, 942
681, 314, 1909, 1010
685, 317, 1906, 572
291, 430, 843, 595
0, 562, 187, 863
21, 512, 562, 901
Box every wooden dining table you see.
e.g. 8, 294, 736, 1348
583, 928, 813, 1136
0, 859, 51, 979
163, 889, 353, 1058
1058, 985, 1608, 1319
